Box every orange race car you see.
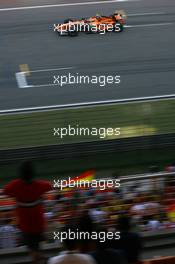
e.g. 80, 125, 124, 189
54, 11, 126, 36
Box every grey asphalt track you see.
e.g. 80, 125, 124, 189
0, 0, 175, 110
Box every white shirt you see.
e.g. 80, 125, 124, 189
48, 251, 96, 264
0, 225, 18, 249
89, 209, 106, 223
147, 220, 160, 230
130, 204, 145, 215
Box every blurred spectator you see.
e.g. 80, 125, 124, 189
90, 228, 127, 264
46, 215, 63, 244
130, 195, 145, 224
89, 206, 107, 224
146, 219, 160, 231
112, 215, 142, 264
48, 224, 96, 264
142, 197, 160, 227
3, 161, 52, 263
78, 212, 95, 253
0, 218, 18, 249
165, 163, 175, 172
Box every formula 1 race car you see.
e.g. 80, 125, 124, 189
54, 11, 126, 36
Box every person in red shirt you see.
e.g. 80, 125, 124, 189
4, 161, 52, 264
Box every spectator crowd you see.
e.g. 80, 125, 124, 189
0, 161, 175, 263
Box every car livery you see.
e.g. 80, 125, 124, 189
54, 11, 126, 36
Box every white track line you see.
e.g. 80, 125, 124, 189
16, 67, 75, 88
125, 22, 173, 28
0, 0, 141, 12
0, 94, 175, 115
15, 72, 30, 88
28, 67, 74, 74
128, 12, 165, 16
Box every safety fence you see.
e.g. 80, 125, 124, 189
144, 256, 175, 264
0, 133, 175, 163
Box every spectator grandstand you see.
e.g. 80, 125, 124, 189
0, 164, 175, 263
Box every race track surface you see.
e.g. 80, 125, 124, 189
0, 0, 175, 111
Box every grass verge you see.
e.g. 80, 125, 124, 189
0, 100, 175, 149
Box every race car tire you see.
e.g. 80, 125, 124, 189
85, 25, 96, 34
113, 23, 124, 32
58, 31, 69, 36
64, 19, 74, 23
68, 30, 79, 36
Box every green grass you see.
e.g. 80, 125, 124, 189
0, 99, 175, 149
